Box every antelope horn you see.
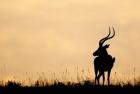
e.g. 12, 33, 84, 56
99, 26, 111, 46
101, 26, 115, 46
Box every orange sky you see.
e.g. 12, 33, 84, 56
0, 0, 140, 84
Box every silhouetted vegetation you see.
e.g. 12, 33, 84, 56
0, 79, 139, 94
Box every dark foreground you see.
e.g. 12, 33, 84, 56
0, 81, 140, 94
1, 86, 140, 94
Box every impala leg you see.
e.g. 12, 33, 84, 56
97, 71, 103, 85
95, 75, 97, 85
108, 70, 111, 85
103, 72, 105, 86
95, 70, 98, 85
97, 75, 100, 85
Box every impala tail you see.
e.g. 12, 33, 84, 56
112, 57, 115, 63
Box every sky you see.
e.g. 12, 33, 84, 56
0, 0, 140, 84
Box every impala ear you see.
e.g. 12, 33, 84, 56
104, 44, 110, 48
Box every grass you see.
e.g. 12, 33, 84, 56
0, 67, 139, 94
0, 79, 139, 94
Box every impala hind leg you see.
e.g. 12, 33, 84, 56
108, 70, 111, 85
103, 72, 105, 85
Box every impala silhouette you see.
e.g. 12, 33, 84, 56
93, 27, 115, 85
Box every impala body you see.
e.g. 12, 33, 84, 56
93, 27, 115, 85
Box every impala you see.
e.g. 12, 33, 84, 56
93, 27, 116, 85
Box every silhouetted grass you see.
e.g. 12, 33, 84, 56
0, 79, 139, 94
0, 69, 140, 94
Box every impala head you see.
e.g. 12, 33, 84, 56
93, 26, 115, 56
